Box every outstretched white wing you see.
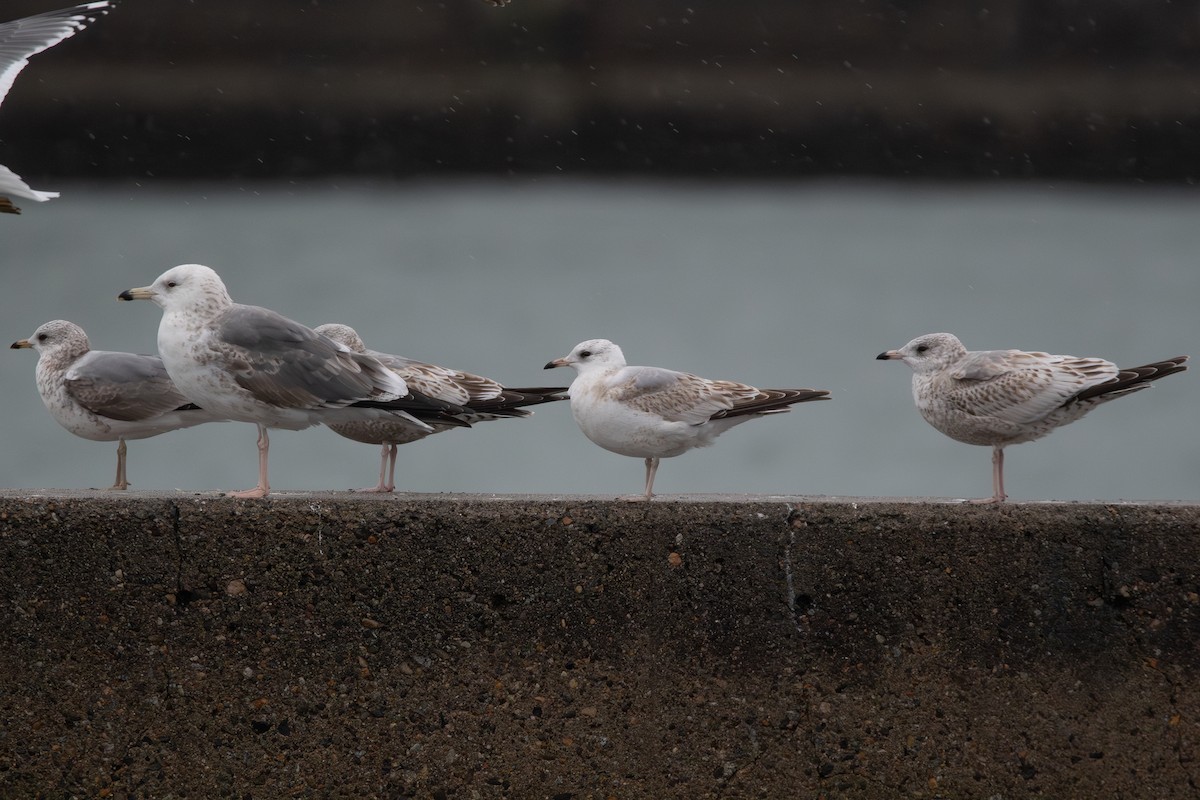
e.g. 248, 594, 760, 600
0, 1, 112, 106
0, 2, 113, 212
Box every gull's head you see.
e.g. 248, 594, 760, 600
876, 332, 967, 373
10, 319, 89, 358
118, 264, 233, 313
544, 338, 626, 373
314, 323, 367, 354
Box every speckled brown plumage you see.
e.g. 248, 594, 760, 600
314, 324, 566, 492
11, 319, 222, 489
545, 338, 829, 500
878, 332, 1188, 503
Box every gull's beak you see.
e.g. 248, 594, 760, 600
544, 356, 569, 370
118, 285, 155, 302
876, 349, 902, 360
10, 339, 31, 349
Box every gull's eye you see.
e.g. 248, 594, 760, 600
36, 333, 48, 342
915, 343, 929, 354
579, 349, 592, 358
166, 280, 178, 288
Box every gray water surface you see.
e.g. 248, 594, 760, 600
3, 180, 1197, 501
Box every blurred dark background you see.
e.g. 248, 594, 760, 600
4, 0, 1200, 182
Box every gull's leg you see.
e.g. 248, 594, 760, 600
966, 446, 1006, 505
354, 444, 396, 493
384, 444, 398, 492
994, 447, 1007, 503
645, 456, 660, 499
624, 457, 660, 501
228, 424, 271, 498
109, 438, 129, 490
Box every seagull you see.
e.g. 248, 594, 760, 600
0, 2, 113, 214
11, 319, 222, 489
877, 332, 1189, 503
544, 338, 830, 500
118, 264, 471, 498
313, 323, 567, 493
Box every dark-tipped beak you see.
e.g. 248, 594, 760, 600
876, 350, 901, 360
118, 286, 155, 302
10, 339, 31, 349
544, 357, 567, 370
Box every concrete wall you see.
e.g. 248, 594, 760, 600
1, 493, 1197, 797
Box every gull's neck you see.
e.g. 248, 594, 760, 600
34, 349, 78, 408
568, 360, 622, 396
157, 296, 230, 365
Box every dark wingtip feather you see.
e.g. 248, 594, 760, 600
1069, 355, 1189, 404
714, 388, 831, 420
464, 386, 570, 415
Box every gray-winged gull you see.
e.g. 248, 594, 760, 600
118, 264, 469, 498
0, 2, 113, 214
544, 338, 830, 500
877, 332, 1189, 503
313, 323, 566, 492
11, 319, 223, 489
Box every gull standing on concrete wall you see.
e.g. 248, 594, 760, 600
877, 332, 1188, 503
315, 323, 566, 493
11, 319, 223, 489
546, 338, 830, 500
119, 264, 476, 498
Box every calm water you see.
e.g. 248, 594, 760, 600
2, 180, 1197, 501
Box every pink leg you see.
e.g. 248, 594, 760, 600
645, 456, 660, 499
354, 444, 397, 493
624, 457, 660, 502
967, 446, 1007, 505
108, 438, 129, 490
383, 444, 398, 492
994, 447, 1007, 503
228, 424, 271, 498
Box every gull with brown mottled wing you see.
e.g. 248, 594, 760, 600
877, 332, 1189, 503
545, 338, 830, 500
314, 323, 566, 493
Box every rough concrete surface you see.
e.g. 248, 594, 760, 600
0, 492, 1197, 799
